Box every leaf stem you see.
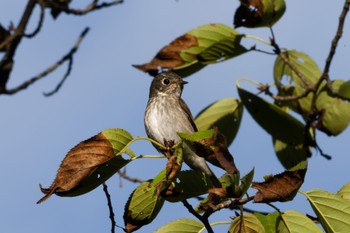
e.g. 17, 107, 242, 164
132, 155, 165, 160
243, 34, 271, 46
236, 77, 263, 89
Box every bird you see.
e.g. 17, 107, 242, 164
144, 71, 221, 187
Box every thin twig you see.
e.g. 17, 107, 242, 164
117, 168, 144, 186
23, 0, 45, 38
211, 196, 254, 212
103, 183, 116, 233
43, 55, 73, 96
4, 27, 90, 95
323, 0, 350, 84
182, 200, 214, 233
46, 0, 124, 16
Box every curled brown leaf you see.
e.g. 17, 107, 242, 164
252, 169, 306, 203
197, 128, 238, 174
37, 133, 116, 204
234, 0, 264, 28
133, 34, 198, 76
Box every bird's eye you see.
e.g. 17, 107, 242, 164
163, 78, 170, 85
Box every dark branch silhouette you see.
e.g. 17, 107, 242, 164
103, 183, 116, 233
0, 0, 123, 95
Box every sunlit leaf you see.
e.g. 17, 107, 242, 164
229, 213, 265, 233
337, 182, 350, 201
302, 189, 350, 233
274, 50, 322, 116
338, 80, 350, 99
195, 98, 243, 146
276, 210, 323, 233
315, 80, 350, 135
37, 128, 133, 203
154, 218, 204, 233
134, 24, 248, 77
124, 180, 165, 233
254, 212, 279, 233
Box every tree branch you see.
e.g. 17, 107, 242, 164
182, 200, 214, 233
3, 27, 89, 95
45, 0, 124, 16
103, 183, 116, 233
117, 169, 144, 187
0, 0, 37, 92
23, 0, 45, 38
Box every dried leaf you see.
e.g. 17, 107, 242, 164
37, 128, 132, 203
133, 34, 198, 76
178, 128, 237, 174
163, 142, 183, 180
252, 169, 306, 203
234, 0, 286, 28
134, 24, 247, 77
203, 128, 238, 174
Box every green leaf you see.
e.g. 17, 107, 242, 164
164, 170, 212, 202
277, 210, 323, 233
274, 50, 322, 116
337, 182, 350, 201
338, 80, 350, 99
315, 80, 350, 135
254, 212, 279, 233
102, 128, 135, 157
195, 98, 243, 146
237, 86, 309, 145
238, 168, 255, 198
302, 189, 350, 233
134, 24, 248, 77
182, 23, 248, 64
154, 218, 204, 233
229, 213, 265, 233
124, 181, 165, 232
273, 138, 309, 170
178, 129, 214, 143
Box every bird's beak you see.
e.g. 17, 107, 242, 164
182, 80, 188, 85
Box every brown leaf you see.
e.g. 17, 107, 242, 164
37, 133, 115, 204
133, 34, 198, 76
0, 24, 11, 52
201, 128, 238, 174
252, 169, 306, 203
234, 0, 264, 28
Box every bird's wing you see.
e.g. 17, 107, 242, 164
179, 98, 198, 132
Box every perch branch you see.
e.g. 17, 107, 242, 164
103, 183, 116, 233
182, 200, 214, 233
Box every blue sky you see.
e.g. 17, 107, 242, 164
1, 1, 349, 232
